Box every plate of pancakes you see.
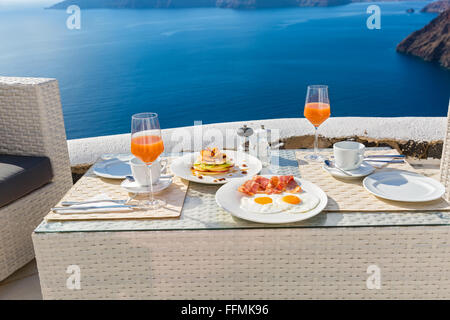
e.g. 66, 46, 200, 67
170, 148, 262, 185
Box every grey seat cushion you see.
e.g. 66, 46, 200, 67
0, 155, 53, 208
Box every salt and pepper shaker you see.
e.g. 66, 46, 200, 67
250, 125, 271, 167
237, 125, 254, 153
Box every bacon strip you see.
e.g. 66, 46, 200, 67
238, 175, 301, 196
238, 179, 259, 196
286, 178, 302, 193
254, 176, 270, 193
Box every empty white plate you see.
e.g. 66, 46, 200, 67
363, 170, 445, 202
323, 161, 375, 179
93, 156, 133, 179
215, 175, 328, 224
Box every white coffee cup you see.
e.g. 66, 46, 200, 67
333, 141, 365, 170
130, 157, 167, 186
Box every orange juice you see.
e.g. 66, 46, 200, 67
131, 135, 164, 164
304, 102, 330, 127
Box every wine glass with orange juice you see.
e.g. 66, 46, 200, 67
303, 85, 330, 161
131, 112, 165, 209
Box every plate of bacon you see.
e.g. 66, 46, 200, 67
215, 175, 328, 224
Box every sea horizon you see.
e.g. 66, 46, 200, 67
1, 1, 449, 139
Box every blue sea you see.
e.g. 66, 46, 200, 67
0, 2, 449, 139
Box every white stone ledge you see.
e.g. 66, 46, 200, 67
68, 117, 446, 166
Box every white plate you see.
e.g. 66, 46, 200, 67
93, 155, 133, 179
322, 161, 375, 179
215, 175, 328, 224
170, 150, 262, 185
121, 177, 172, 194
363, 170, 445, 202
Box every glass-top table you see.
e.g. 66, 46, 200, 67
34, 148, 450, 233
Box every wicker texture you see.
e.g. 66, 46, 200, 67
0, 77, 73, 280
34, 149, 450, 234
440, 101, 450, 202
297, 149, 450, 212
45, 162, 188, 221
33, 226, 450, 299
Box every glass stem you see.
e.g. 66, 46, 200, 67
147, 163, 154, 204
314, 126, 319, 157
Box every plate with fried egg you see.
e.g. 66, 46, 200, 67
215, 175, 328, 224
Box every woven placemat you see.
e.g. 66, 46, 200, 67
45, 158, 189, 221
296, 150, 450, 212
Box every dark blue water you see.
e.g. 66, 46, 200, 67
0, 2, 449, 139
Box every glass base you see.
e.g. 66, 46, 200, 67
140, 198, 166, 210
304, 154, 324, 162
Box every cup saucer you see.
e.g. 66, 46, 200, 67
322, 161, 375, 179
121, 177, 173, 194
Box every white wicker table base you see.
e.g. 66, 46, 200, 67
33, 226, 450, 299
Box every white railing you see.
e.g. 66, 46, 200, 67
67, 117, 446, 166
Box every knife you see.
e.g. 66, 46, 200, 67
52, 204, 138, 211
61, 199, 128, 206
364, 159, 405, 163
365, 155, 405, 158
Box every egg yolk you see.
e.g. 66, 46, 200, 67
254, 197, 273, 205
282, 195, 301, 205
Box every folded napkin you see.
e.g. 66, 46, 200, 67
53, 194, 133, 214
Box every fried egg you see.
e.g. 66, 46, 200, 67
240, 195, 289, 213
240, 192, 320, 214
276, 192, 319, 213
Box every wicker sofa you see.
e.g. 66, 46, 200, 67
0, 77, 73, 281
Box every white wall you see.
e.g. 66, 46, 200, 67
68, 117, 446, 166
